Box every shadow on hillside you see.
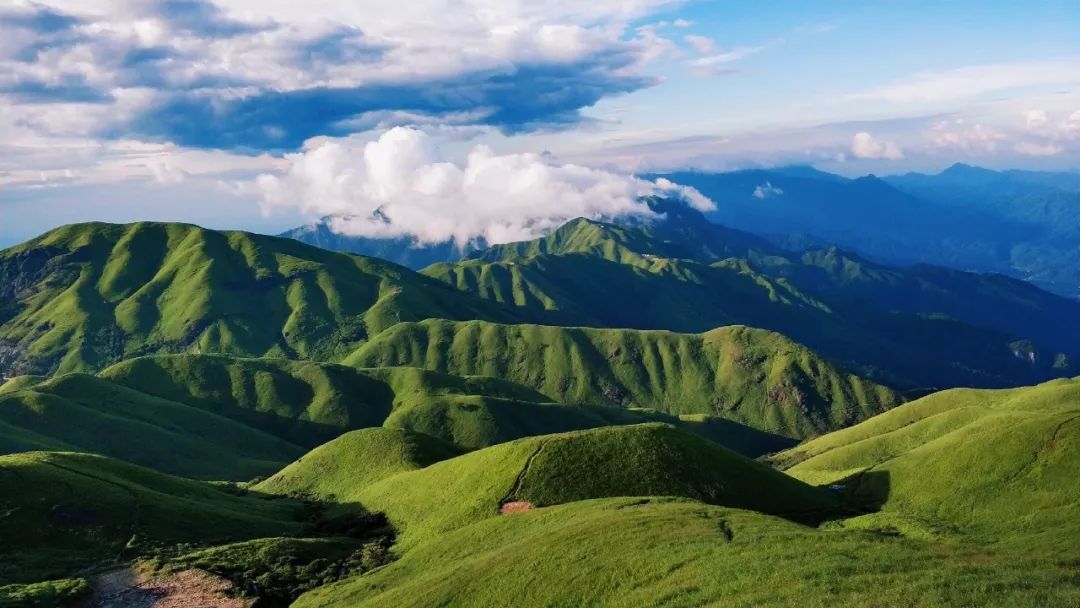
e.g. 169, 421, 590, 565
837, 469, 891, 512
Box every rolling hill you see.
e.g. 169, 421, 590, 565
774, 376, 1080, 545
345, 320, 903, 441
0, 221, 522, 376
425, 205, 1078, 388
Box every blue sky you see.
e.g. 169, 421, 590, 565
1, 0, 1079, 246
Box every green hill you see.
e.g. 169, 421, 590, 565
254, 428, 459, 501
0, 221, 521, 376
345, 319, 902, 441
323, 424, 840, 549
425, 210, 1078, 389
0, 373, 305, 480
775, 376, 1080, 545
0, 451, 306, 588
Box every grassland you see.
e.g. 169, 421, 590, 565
346, 319, 902, 440
426, 211, 1078, 389
775, 376, 1080, 546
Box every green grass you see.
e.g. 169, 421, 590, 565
294, 497, 1080, 608
0, 221, 522, 375
345, 319, 901, 440
775, 377, 1080, 546
425, 211, 1078, 389
0, 451, 307, 586
328, 424, 839, 549
255, 428, 459, 501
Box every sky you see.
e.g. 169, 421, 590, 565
1, 0, 1079, 246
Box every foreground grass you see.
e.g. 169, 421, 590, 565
295, 497, 1080, 608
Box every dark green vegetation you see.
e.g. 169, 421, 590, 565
0, 451, 304, 590
426, 199, 1079, 388
0, 221, 518, 375
347, 320, 901, 440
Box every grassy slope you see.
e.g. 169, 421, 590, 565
426, 215, 1077, 389
254, 428, 459, 501
776, 377, 1080, 546
0, 373, 304, 480
339, 424, 839, 549
294, 497, 1080, 608
345, 319, 901, 440
0, 221, 521, 375
0, 451, 305, 586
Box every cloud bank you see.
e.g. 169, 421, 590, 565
253, 127, 713, 246
0, 0, 681, 151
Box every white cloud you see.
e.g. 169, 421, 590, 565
1014, 141, 1064, 157
851, 132, 904, 160
1065, 110, 1080, 136
251, 127, 713, 246
927, 119, 1004, 153
689, 46, 763, 77
752, 182, 783, 199
848, 58, 1080, 104
1024, 109, 1048, 128
683, 34, 715, 54
672, 19, 692, 28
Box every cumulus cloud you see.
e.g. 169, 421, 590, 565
927, 119, 1004, 153
1024, 109, 1048, 128
0, 0, 684, 150
851, 132, 904, 160
752, 182, 783, 199
251, 127, 713, 247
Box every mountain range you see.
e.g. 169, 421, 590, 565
2, 183, 1079, 606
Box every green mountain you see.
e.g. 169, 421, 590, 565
345, 320, 901, 441
0, 221, 521, 376
425, 205, 1078, 388
774, 376, 1080, 546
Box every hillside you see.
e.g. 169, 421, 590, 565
425, 209, 1078, 388
0, 221, 521, 375
280, 219, 482, 270
775, 376, 1080, 544
345, 320, 903, 440
0, 451, 306, 588
288, 425, 841, 547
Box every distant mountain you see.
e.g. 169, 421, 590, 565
280, 219, 484, 270
427, 203, 1079, 389
652, 166, 1080, 298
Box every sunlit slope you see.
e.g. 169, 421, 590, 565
294, 497, 1080, 608
0, 221, 521, 375
338, 424, 840, 549
776, 377, 1080, 545
345, 320, 902, 440
425, 211, 1078, 389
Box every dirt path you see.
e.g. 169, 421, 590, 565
79, 567, 254, 608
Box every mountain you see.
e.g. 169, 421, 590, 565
280, 218, 483, 270
426, 208, 1079, 389
651, 166, 1080, 298
0, 221, 524, 376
